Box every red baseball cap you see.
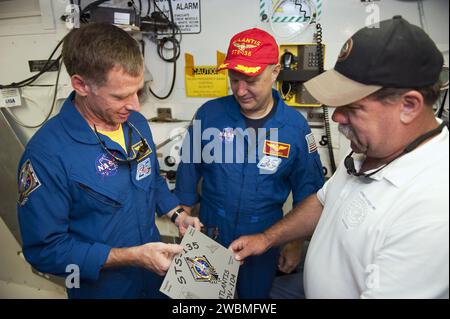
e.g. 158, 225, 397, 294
217, 28, 279, 77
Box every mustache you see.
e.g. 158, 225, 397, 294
338, 124, 367, 153
338, 124, 356, 140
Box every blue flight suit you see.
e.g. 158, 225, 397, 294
175, 89, 324, 298
17, 92, 178, 299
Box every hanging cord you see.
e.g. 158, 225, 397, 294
0, 33, 67, 128
146, 0, 151, 17
5, 58, 63, 129
148, 0, 179, 100
131, 0, 149, 18
0, 36, 65, 89
149, 1, 182, 61
315, 23, 337, 173
280, 81, 295, 101
417, 0, 429, 33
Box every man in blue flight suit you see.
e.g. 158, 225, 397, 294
175, 28, 324, 298
17, 23, 201, 299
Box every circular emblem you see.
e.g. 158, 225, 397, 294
342, 195, 367, 229
185, 256, 220, 283
95, 153, 119, 177
338, 38, 353, 63
193, 258, 210, 278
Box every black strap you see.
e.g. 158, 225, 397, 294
171, 207, 185, 223
404, 122, 446, 153
345, 122, 446, 178
127, 123, 133, 156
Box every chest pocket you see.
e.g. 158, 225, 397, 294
79, 183, 122, 207
72, 177, 126, 216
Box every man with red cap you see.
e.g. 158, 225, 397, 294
175, 28, 324, 298
230, 17, 449, 298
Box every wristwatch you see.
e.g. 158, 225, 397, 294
170, 207, 185, 223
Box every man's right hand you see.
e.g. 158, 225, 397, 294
105, 243, 183, 276
135, 243, 183, 276
229, 233, 271, 262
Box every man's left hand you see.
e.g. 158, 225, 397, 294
175, 211, 203, 236
278, 239, 304, 274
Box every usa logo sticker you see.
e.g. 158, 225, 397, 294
136, 157, 151, 181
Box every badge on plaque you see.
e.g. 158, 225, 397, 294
185, 255, 220, 283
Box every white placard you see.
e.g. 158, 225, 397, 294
0, 88, 22, 108
155, 0, 201, 34
114, 12, 130, 25
260, 0, 322, 23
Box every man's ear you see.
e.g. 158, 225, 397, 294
399, 90, 424, 124
71, 75, 91, 97
271, 64, 281, 83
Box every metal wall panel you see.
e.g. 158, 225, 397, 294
0, 108, 24, 244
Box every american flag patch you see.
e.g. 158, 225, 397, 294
305, 133, 318, 153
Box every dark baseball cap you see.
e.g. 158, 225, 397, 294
304, 16, 444, 107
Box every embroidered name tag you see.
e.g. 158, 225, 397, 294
132, 140, 152, 161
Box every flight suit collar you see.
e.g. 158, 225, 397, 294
224, 89, 286, 165
60, 91, 100, 145
225, 89, 286, 129
59, 92, 140, 157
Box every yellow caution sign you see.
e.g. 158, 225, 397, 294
185, 51, 228, 98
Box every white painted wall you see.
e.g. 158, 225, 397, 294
0, 0, 448, 298
0, 0, 448, 167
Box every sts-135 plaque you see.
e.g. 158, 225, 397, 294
160, 226, 240, 299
